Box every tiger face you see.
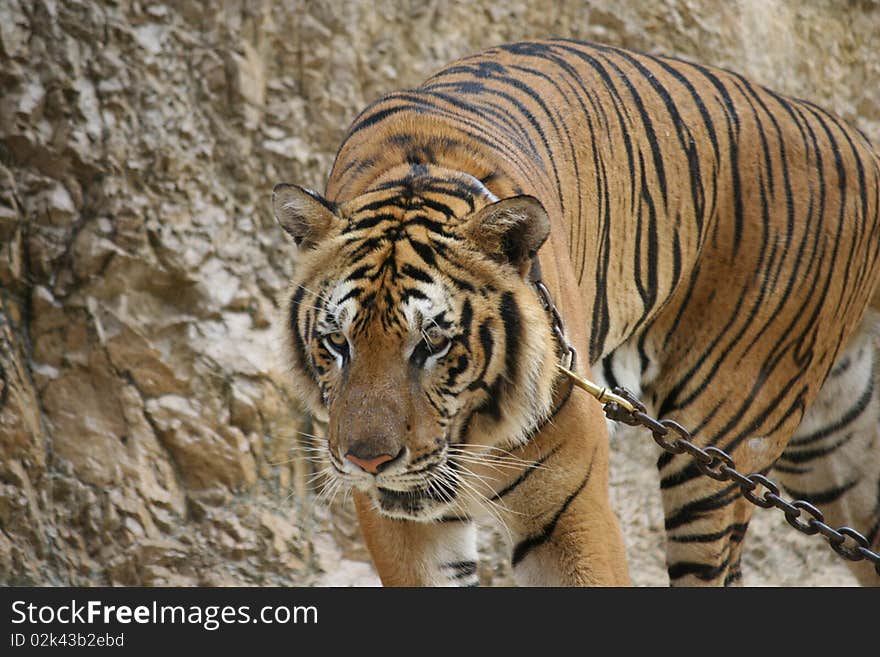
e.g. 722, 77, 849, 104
274, 165, 559, 521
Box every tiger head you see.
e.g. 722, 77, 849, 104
273, 164, 559, 521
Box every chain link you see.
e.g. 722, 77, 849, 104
532, 275, 880, 577
534, 280, 578, 371
602, 393, 880, 575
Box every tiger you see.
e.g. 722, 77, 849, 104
272, 39, 880, 586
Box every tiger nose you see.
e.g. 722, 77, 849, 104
344, 444, 402, 474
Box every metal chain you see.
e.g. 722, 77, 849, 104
534, 280, 578, 372
602, 387, 880, 575
533, 277, 880, 577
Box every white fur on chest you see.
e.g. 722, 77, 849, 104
593, 338, 658, 438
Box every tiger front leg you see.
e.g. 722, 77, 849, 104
353, 491, 479, 586
496, 394, 631, 586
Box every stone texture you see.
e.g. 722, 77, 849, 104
1, 0, 877, 586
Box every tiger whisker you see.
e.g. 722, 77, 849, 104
305, 466, 336, 485
295, 283, 339, 307
435, 461, 517, 525
445, 451, 542, 472
295, 430, 326, 442
285, 445, 329, 456
446, 445, 551, 471
268, 453, 324, 466
432, 464, 515, 545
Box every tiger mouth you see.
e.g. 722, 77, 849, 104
374, 480, 457, 519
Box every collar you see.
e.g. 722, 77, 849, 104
528, 256, 576, 427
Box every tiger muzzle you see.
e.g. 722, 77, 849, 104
328, 358, 434, 479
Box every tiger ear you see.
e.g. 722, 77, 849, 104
272, 183, 340, 249
463, 195, 550, 271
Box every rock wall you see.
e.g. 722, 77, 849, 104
1, 0, 877, 586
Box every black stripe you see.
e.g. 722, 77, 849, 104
668, 522, 748, 544
346, 99, 413, 137
443, 560, 477, 580
723, 568, 742, 586
345, 264, 374, 281
418, 197, 458, 219
350, 213, 394, 231
499, 292, 521, 386
598, 49, 668, 212
437, 515, 471, 523
417, 85, 542, 163
444, 354, 470, 389
789, 380, 873, 447
783, 479, 859, 506
589, 154, 611, 360
289, 286, 310, 373
399, 288, 428, 303
777, 432, 855, 466
664, 485, 739, 531
634, 152, 659, 317
686, 61, 744, 250
345, 236, 387, 262
867, 480, 880, 544
667, 555, 732, 582
467, 320, 494, 391
492, 443, 562, 500
744, 100, 825, 356
336, 287, 363, 306
341, 92, 537, 189
600, 45, 703, 217
408, 238, 437, 267
428, 68, 567, 203
458, 298, 473, 343
601, 355, 620, 390
772, 462, 811, 475
512, 451, 595, 566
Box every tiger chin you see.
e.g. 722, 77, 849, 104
274, 165, 560, 524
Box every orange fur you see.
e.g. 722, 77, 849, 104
275, 40, 880, 585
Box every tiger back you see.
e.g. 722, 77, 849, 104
273, 39, 880, 586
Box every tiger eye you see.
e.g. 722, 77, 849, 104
424, 327, 449, 351
325, 331, 347, 350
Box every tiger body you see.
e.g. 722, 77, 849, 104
275, 40, 880, 585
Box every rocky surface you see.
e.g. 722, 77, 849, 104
1, 0, 877, 586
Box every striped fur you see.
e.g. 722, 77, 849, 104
275, 40, 880, 586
